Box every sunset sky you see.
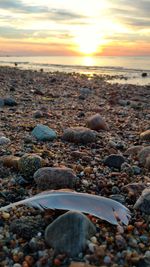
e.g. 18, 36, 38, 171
0, 0, 150, 56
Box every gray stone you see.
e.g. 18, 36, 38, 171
45, 211, 96, 256
134, 188, 150, 214
32, 124, 57, 141
34, 167, 77, 190
104, 154, 125, 169
62, 127, 96, 144
80, 87, 92, 95
0, 136, 10, 145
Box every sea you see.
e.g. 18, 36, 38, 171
0, 56, 150, 85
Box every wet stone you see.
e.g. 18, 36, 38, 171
34, 167, 77, 190
45, 211, 96, 257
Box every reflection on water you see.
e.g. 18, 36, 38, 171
0, 55, 149, 85
82, 56, 95, 66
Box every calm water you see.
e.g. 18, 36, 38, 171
0, 56, 150, 85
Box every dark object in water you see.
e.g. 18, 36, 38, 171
141, 72, 147, 77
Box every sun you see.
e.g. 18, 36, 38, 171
74, 28, 103, 55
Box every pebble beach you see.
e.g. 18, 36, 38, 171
0, 66, 150, 267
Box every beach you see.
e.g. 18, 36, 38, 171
0, 66, 150, 267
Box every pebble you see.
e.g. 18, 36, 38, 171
104, 255, 111, 264
87, 113, 109, 131
4, 97, 17, 106
1, 155, 20, 170
18, 153, 44, 179
45, 211, 96, 257
125, 145, 143, 156
32, 124, 57, 141
123, 183, 146, 197
140, 130, 150, 141
2, 212, 10, 220
145, 156, 150, 170
33, 110, 43, 118
0, 136, 11, 145
62, 127, 96, 144
104, 154, 125, 169
138, 146, 150, 165
34, 166, 77, 190
134, 188, 150, 214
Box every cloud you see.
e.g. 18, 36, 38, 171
106, 0, 150, 29
0, 0, 48, 13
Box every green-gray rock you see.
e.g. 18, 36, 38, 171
45, 211, 96, 256
32, 124, 57, 141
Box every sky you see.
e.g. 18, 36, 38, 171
0, 0, 150, 56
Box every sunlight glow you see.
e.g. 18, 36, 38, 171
74, 28, 104, 55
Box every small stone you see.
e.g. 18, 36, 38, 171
1, 155, 20, 170
123, 183, 146, 197
121, 162, 134, 176
115, 234, 126, 249
45, 211, 96, 257
138, 146, 150, 165
104, 255, 111, 264
32, 124, 57, 141
4, 97, 17, 106
33, 110, 43, 118
125, 145, 144, 156
110, 194, 125, 204
2, 212, 10, 220
34, 167, 77, 190
18, 154, 43, 179
0, 136, 10, 145
145, 156, 150, 170
104, 154, 125, 169
84, 166, 93, 174
134, 188, 150, 214
80, 87, 92, 95
128, 237, 138, 248
132, 165, 141, 175
140, 130, 150, 141
62, 127, 96, 144
87, 114, 109, 131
